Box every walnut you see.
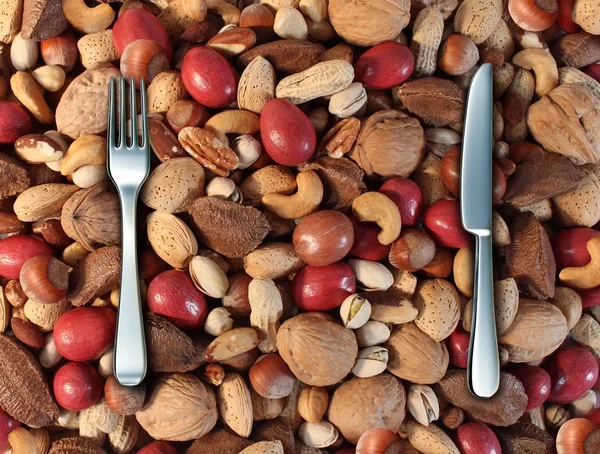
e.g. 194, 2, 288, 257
348, 110, 426, 179
188, 197, 270, 258
0, 334, 59, 427
276, 313, 358, 386
67, 246, 121, 307
61, 183, 121, 251
328, 0, 410, 46
136, 373, 218, 442
328, 374, 406, 444
528, 84, 600, 165
0, 152, 30, 200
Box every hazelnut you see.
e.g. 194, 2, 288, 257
249, 354, 296, 399
19, 255, 69, 305
104, 375, 146, 415
120, 40, 170, 89
438, 34, 480, 76
165, 100, 210, 134
508, 0, 559, 32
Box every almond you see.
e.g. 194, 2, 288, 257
147, 211, 198, 269
243, 242, 305, 279
147, 70, 188, 114
216, 372, 253, 438
239, 441, 284, 454
413, 278, 460, 342
453, 0, 503, 44
462, 278, 519, 336
552, 173, 600, 227
24, 298, 70, 333
11, 317, 45, 350
240, 165, 297, 206
77, 30, 118, 69
406, 421, 460, 454
13, 183, 79, 222
238, 56, 276, 114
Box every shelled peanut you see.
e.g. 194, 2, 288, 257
0, 0, 600, 453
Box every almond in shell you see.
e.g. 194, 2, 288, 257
217, 372, 253, 438
238, 56, 276, 114
244, 242, 305, 279
14, 184, 79, 222
413, 278, 460, 342
406, 421, 460, 453
77, 30, 119, 69
147, 211, 198, 269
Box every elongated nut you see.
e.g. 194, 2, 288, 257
355, 320, 392, 348
328, 82, 367, 118
10, 72, 55, 124
298, 386, 329, 423
62, 0, 116, 34
559, 237, 600, 289
298, 421, 339, 448
8, 428, 39, 453
339, 294, 371, 329
262, 170, 323, 219
351, 346, 389, 378
204, 109, 260, 144
347, 259, 394, 292
512, 48, 558, 96
204, 327, 263, 361
411, 7, 444, 77
204, 307, 234, 337
407, 384, 440, 426
248, 277, 283, 353
10, 33, 38, 71
352, 192, 401, 245
31, 65, 66, 92
546, 404, 570, 430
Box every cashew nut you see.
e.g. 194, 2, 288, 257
351, 192, 401, 245
204, 109, 260, 144
262, 170, 323, 219
60, 135, 107, 176
559, 237, 600, 290
206, 0, 241, 25
62, 0, 116, 34
512, 48, 558, 96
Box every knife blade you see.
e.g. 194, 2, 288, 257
460, 63, 500, 398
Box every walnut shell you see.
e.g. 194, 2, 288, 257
384, 322, 449, 384
61, 183, 120, 251
499, 299, 568, 363
348, 110, 426, 178
328, 0, 410, 46
136, 373, 218, 441
528, 84, 600, 165
276, 313, 358, 386
327, 374, 406, 444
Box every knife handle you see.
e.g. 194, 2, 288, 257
467, 234, 500, 398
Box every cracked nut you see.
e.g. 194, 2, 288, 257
407, 384, 440, 426
204, 307, 234, 337
339, 294, 371, 329
351, 346, 389, 378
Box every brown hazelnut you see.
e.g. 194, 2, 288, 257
249, 354, 296, 399
166, 100, 211, 134
104, 375, 146, 415
222, 273, 252, 319
389, 229, 436, 272
39, 32, 79, 73
422, 247, 454, 278
19, 255, 69, 305
438, 34, 480, 76
239, 4, 275, 41
120, 40, 170, 89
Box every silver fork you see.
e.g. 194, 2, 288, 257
107, 77, 150, 386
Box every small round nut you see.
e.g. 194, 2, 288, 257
351, 346, 389, 378
233, 135, 262, 169
204, 307, 234, 337
339, 294, 371, 329
206, 177, 243, 203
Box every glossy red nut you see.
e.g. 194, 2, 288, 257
379, 176, 423, 227
577, 286, 600, 308
54, 307, 116, 362
112, 9, 173, 60
0, 101, 32, 145
551, 228, 600, 269
293, 210, 354, 266
53, 362, 103, 411
181, 46, 239, 108
456, 422, 501, 454
0, 235, 53, 280
557, 0, 580, 33
546, 346, 599, 404
354, 42, 414, 89
585, 64, 600, 83
447, 325, 470, 369
349, 215, 391, 261
423, 200, 472, 249
147, 270, 208, 330
0, 408, 20, 453
511, 364, 552, 411
260, 99, 316, 166
137, 441, 179, 454
291, 262, 356, 311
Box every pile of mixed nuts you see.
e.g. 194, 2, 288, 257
0, 0, 600, 453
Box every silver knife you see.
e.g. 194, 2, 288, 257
460, 63, 500, 398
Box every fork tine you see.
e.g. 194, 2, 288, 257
119, 77, 127, 148
140, 77, 148, 150
129, 77, 138, 149
107, 77, 116, 150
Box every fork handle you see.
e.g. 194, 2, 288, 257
467, 233, 500, 398
114, 191, 147, 387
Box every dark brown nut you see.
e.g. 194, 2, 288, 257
0, 212, 24, 235
316, 117, 360, 159
0, 153, 30, 200
237, 39, 324, 74
551, 32, 600, 68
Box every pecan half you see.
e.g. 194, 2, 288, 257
316, 117, 360, 158
179, 127, 239, 177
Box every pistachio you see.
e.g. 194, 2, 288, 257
298, 421, 339, 448
206, 177, 243, 203
347, 259, 394, 291
407, 384, 440, 426
189, 255, 230, 298
355, 320, 392, 348
546, 404, 570, 430
204, 307, 234, 337
352, 346, 389, 378
328, 82, 367, 118
569, 390, 596, 418
339, 294, 371, 329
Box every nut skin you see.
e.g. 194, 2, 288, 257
511, 364, 551, 411
355, 42, 415, 89
509, 0, 559, 32
0, 101, 32, 145
456, 422, 502, 454
260, 98, 317, 166
422, 247, 454, 278
446, 325, 470, 369
585, 64, 600, 83
423, 200, 473, 249
551, 227, 600, 269
355, 428, 399, 454
438, 34, 480, 76
293, 210, 354, 266
53, 307, 116, 362
249, 354, 296, 399
379, 176, 423, 227
181, 47, 239, 109
389, 229, 436, 272
166, 100, 210, 134
137, 441, 178, 454
0, 235, 53, 280
348, 215, 392, 262
53, 361, 103, 411
40, 32, 78, 73
222, 273, 253, 319
147, 270, 208, 330
112, 9, 173, 60
545, 346, 599, 404
19, 255, 69, 305
291, 262, 356, 311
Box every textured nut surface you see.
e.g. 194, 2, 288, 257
453, 0, 503, 44
77, 30, 118, 69
147, 211, 198, 269
238, 56, 276, 114
216, 372, 253, 438
179, 127, 239, 177
410, 7, 444, 77
413, 279, 460, 342
147, 70, 188, 114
